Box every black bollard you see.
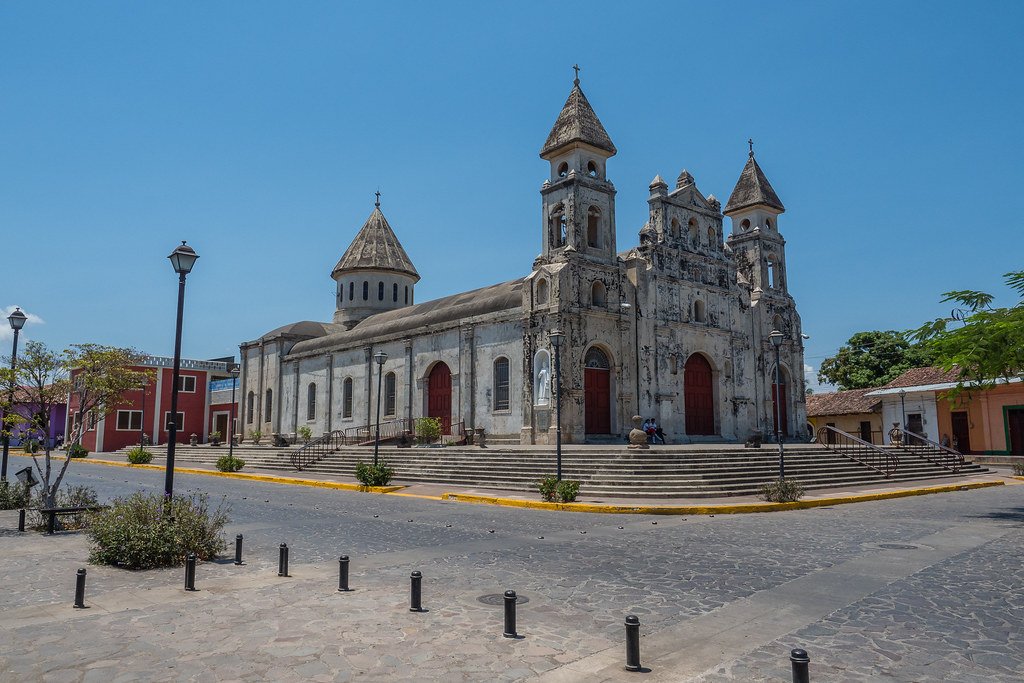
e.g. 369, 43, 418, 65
18, 508, 25, 532
409, 571, 422, 612
278, 543, 289, 577
73, 568, 87, 609
338, 555, 350, 592
184, 553, 197, 591
233, 534, 243, 565
502, 590, 517, 638
790, 648, 810, 683
624, 615, 641, 672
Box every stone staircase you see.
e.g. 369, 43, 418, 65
112, 442, 989, 499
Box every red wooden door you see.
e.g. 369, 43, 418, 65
1007, 409, 1024, 455
951, 411, 971, 454
772, 382, 789, 437
427, 362, 452, 434
684, 354, 715, 435
584, 368, 611, 434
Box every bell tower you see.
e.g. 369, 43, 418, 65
724, 142, 789, 297
538, 67, 618, 265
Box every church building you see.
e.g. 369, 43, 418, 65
238, 75, 808, 445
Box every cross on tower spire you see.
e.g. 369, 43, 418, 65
748, 138, 754, 158
374, 190, 381, 208
572, 63, 580, 85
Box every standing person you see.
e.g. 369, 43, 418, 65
653, 421, 667, 444
644, 419, 655, 443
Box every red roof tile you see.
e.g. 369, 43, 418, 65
806, 387, 880, 417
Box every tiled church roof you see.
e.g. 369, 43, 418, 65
723, 154, 785, 214
332, 206, 420, 281
540, 81, 616, 157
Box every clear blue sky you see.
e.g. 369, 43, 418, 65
2, 2, 1021, 391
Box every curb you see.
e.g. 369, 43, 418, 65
77, 458, 405, 494
440, 480, 1005, 515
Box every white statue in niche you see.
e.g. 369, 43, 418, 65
534, 349, 551, 406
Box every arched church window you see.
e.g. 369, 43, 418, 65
765, 218, 772, 230
591, 281, 607, 307
549, 204, 566, 248
693, 299, 706, 323
767, 257, 778, 289
306, 382, 316, 421
741, 218, 751, 232
584, 347, 610, 369
246, 391, 254, 424
587, 206, 601, 248
688, 218, 699, 245
378, 281, 384, 301
384, 372, 397, 416
772, 314, 785, 333
362, 281, 369, 301
265, 389, 273, 424
393, 283, 398, 302
671, 218, 680, 240
349, 281, 354, 301
557, 162, 568, 178
536, 278, 549, 305
342, 378, 353, 418
707, 226, 716, 248
587, 160, 599, 178
493, 357, 510, 411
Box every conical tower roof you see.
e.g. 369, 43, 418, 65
540, 80, 616, 158
332, 203, 420, 281
724, 153, 785, 214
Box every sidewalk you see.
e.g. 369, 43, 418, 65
78, 452, 1014, 514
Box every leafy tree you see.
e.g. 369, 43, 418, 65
910, 270, 1024, 393
1, 342, 149, 508
818, 330, 935, 390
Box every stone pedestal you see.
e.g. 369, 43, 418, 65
627, 415, 649, 450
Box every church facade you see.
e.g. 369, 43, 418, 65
238, 77, 808, 445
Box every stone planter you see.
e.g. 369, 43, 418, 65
627, 415, 649, 450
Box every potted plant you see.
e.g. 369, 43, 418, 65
209, 430, 222, 447
250, 429, 262, 445
297, 425, 312, 444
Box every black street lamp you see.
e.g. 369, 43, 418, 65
1, 307, 28, 481
548, 329, 565, 481
228, 364, 240, 464
898, 389, 907, 430
372, 350, 387, 467
139, 377, 148, 449
164, 241, 199, 504
769, 328, 785, 480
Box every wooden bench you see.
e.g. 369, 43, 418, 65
39, 506, 107, 535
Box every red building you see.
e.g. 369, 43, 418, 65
67, 355, 236, 453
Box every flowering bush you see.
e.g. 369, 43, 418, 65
126, 447, 153, 464
760, 478, 805, 502
216, 455, 245, 472
67, 443, 89, 458
88, 491, 228, 569
0, 481, 31, 510
355, 461, 394, 487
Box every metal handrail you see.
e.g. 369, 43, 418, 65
291, 418, 470, 470
817, 425, 898, 477
887, 427, 964, 473
290, 430, 345, 471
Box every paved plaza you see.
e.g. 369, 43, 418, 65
0, 454, 1022, 682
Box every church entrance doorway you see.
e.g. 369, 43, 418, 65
584, 347, 611, 434
427, 362, 452, 434
684, 354, 715, 435
772, 372, 789, 438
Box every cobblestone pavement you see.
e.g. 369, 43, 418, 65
0, 454, 1022, 681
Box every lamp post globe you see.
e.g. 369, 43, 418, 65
372, 351, 388, 467
768, 329, 785, 480
1, 307, 29, 481
548, 329, 565, 481
163, 241, 198, 507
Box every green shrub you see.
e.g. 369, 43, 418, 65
538, 476, 558, 502
67, 443, 89, 458
760, 477, 805, 502
1012, 461, 1024, 476
0, 481, 31, 510
538, 477, 581, 503
21, 439, 40, 454
556, 479, 581, 503
249, 429, 262, 445
355, 461, 394, 487
414, 417, 442, 445
216, 455, 245, 472
297, 425, 312, 442
88, 491, 229, 569
209, 430, 222, 444
126, 447, 153, 465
